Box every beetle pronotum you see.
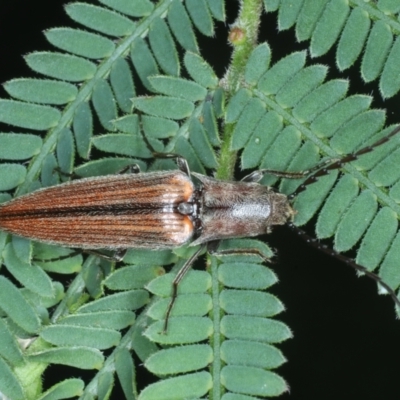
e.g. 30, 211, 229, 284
0, 126, 400, 331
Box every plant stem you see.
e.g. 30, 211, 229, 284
216, 0, 263, 180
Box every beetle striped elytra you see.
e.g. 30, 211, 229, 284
1, 126, 400, 331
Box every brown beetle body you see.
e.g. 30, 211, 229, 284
0, 170, 195, 249
0, 169, 293, 250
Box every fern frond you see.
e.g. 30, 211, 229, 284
267, 0, 400, 98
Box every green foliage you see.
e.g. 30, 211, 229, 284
0, 0, 400, 399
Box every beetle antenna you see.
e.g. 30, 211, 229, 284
289, 125, 400, 200
287, 222, 400, 313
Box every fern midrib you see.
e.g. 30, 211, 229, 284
17, 0, 175, 196
255, 88, 400, 217
210, 256, 222, 400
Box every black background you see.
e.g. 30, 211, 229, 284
1, 1, 400, 399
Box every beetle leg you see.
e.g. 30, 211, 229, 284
84, 248, 127, 262
242, 169, 307, 183
152, 152, 191, 177
116, 164, 141, 174
34, 248, 127, 263
163, 244, 206, 333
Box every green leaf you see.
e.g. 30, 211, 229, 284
4, 78, 78, 105
295, 0, 329, 41
145, 317, 213, 344
225, 88, 252, 123
40, 325, 121, 349
60, 310, 135, 330
330, 109, 385, 153
244, 43, 271, 86
221, 339, 286, 369
45, 27, 115, 59
145, 344, 213, 375
149, 18, 179, 76
316, 174, 357, 239
149, 76, 207, 101
142, 115, 179, 139
186, 0, 214, 37
216, 239, 274, 264
0, 318, 24, 365
115, 348, 137, 400
98, 0, 153, 17
278, 0, 304, 30
292, 79, 348, 123
138, 371, 212, 400
380, 36, 400, 98
25, 52, 96, 82
0, 99, 60, 130
147, 270, 211, 297
207, 0, 225, 21
230, 97, 266, 151
110, 58, 136, 113
379, 231, 400, 290
105, 264, 163, 290
0, 164, 26, 191
112, 114, 139, 134
337, 7, 371, 71
334, 190, 377, 252
3, 243, 54, 297
73, 101, 93, 159
0, 357, 25, 400
356, 207, 398, 270
0, 133, 42, 160
293, 171, 338, 226
189, 118, 218, 168
258, 51, 306, 94
33, 244, 82, 275
123, 248, 177, 265
220, 289, 284, 317
221, 315, 292, 343
38, 379, 84, 400
92, 133, 152, 158
56, 128, 75, 175
203, 99, 221, 144
184, 51, 218, 88
132, 96, 194, 120
130, 37, 159, 91
0, 277, 40, 333
259, 126, 302, 186
310, 94, 372, 137
310, 0, 350, 57
275, 65, 328, 108
218, 263, 278, 290
221, 366, 288, 397
74, 158, 144, 178
29, 347, 104, 370
361, 20, 392, 82
241, 111, 283, 169
78, 290, 149, 313
168, 0, 199, 53
92, 79, 117, 131
148, 294, 211, 320
65, 3, 135, 36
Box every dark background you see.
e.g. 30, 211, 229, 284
1, 1, 400, 399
